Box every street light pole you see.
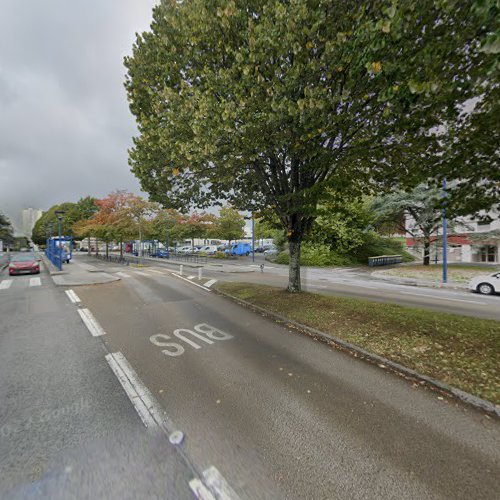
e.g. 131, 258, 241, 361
442, 179, 448, 284
55, 210, 65, 271
252, 213, 255, 263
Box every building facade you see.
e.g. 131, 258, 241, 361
21, 208, 43, 238
406, 211, 500, 264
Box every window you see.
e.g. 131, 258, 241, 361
479, 246, 498, 263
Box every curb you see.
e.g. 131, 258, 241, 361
40, 254, 66, 275
214, 288, 500, 419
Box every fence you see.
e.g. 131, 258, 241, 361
93, 252, 207, 266
368, 255, 403, 267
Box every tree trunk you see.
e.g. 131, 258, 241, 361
120, 240, 123, 258
106, 242, 109, 258
288, 236, 302, 293
423, 235, 430, 266
95, 238, 99, 256
87, 236, 91, 256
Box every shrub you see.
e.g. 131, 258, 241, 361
214, 251, 226, 259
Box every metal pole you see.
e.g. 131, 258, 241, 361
442, 179, 448, 284
57, 217, 62, 271
252, 213, 255, 263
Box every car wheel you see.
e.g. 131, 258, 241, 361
477, 283, 494, 295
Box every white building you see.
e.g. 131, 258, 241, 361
21, 208, 43, 237
406, 211, 500, 264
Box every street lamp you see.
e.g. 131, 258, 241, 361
55, 210, 65, 271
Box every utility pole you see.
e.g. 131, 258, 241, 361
442, 179, 448, 284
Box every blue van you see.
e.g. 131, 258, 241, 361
226, 243, 252, 256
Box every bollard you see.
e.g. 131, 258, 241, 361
260, 264, 264, 273
198, 267, 202, 281
179, 264, 183, 276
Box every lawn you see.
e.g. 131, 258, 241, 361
378, 264, 499, 283
217, 282, 500, 404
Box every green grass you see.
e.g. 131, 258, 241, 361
217, 282, 500, 404
380, 264, 500, 283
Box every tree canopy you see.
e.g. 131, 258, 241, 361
125, 0, 499, 291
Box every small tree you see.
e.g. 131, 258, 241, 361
0, 212, 14, 246
171, 213, 216, 249
371, 185, 448, 265
210, 207, 245, 246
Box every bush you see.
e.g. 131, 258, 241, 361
351, 234, 414, 263
275, 243, 355, 267
214, 251, 226, 259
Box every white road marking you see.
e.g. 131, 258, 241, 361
172, 273, 211, 292
187, 275, 195, 280
204, 279, 217, 288
134, 270, 150, 277
189, 478, 216, 500
0, 280, 13, 290
65, 289, 81, 303
202, 466, 241, 500
400, 291, 485, 304
148, 269, 165, 275
104, 351, 167, 431
116, 271, 130, 278
29, 277, 41, 287
77, 308, 106, 336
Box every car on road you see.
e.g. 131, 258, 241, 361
468, 272, 500, 295
8, 253, 41, 275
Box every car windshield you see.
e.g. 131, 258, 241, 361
11, 254, 36, 262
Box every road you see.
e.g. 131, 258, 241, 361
2, 254, 498, 498
126, 253, 500, 321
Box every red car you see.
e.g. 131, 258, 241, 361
8, 254, 41, 275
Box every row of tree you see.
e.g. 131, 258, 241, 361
124, 0, 499, 291
32, 191, 248, 251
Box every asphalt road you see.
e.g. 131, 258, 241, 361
0, 259, 205, 499
128, 254, 500, 320
54, 257, 500, 499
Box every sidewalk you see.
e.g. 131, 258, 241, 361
371, 270, 469, 290
41, 254, 120, 286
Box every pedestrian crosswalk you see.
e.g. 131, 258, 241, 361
0, 276, 44, 290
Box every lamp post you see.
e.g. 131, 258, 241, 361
442, 179, 448, 284
251, 213, 255, 263
55, 210, 65, 271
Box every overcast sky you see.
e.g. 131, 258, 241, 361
0, 0, 158, 231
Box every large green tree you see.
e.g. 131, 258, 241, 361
125, 0, 498, 291
210, 206, 245, 244
0, 212, 14, 245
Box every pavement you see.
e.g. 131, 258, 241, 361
2, 254, 499, 498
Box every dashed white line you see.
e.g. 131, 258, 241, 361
134, 270, 150, 277
204, 279, 217, 288
202, 466, 240, 500
187, 275, 195, 280
116, 271, 130, 278
65, 289, 81, 303
0, 279, 13, 290
104, 351, 167, 430
189, 479, 216, 500
77, 308, 106, 336
148, 269, 166, 275
29, 277, 41, 287
172, 273, 211, 292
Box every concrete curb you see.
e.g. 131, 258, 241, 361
40, 254, 66, 275
214, 288, 500, 419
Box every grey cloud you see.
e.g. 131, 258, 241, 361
0, 0, 157, 231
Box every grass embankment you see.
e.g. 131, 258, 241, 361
379, 264, 500, 283
217, 282, 500, 404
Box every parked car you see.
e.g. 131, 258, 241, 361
8, 253, 41, 275
151, 249, 170, 258
175, 246, 192, 254
225, 243, 252, 256
468, 272, 500, 295
264, 246, 279, 256
196, 245, 218, 255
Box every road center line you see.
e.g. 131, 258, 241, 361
400, 291, 485, 304
29, 277, 41, 287
77, 308, 106, 336
65, 289, 81, 303
0, 280, 13, 290
172, 273, 211, 292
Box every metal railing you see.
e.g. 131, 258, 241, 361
368, 255, 403, 267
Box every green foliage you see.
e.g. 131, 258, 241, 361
351, 234, 414, 263
0, 212, 14, 243
214, 251, 226, 259
124, 0, 497, 291
210, 206, 245, 242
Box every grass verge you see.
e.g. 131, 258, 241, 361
217, 282, 500, 404
379, 264, 500, 283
